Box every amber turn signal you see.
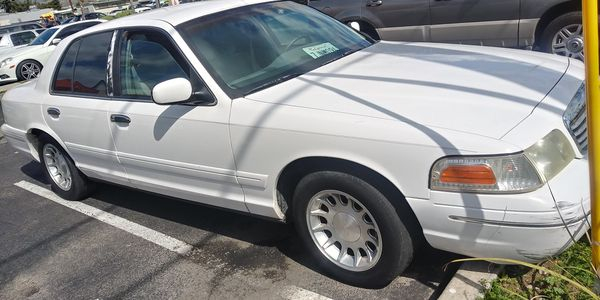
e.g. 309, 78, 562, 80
439, 165, 496, 185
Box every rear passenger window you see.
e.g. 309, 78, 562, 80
52, 31, 112, 96
10, 31, 36, 46
53, 40, 80, 92
72, 32, 112, 95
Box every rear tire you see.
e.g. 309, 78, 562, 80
38, 134, 94, 200
292, 171, 414, 288
538, 12, 585, 60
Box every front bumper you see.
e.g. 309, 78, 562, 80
0, 67, 17, 83
409, 157, 590, 262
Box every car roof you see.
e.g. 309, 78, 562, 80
105, 0, 273, 27
1, 29, 38, 37
0, 21, 39, 29
52, 19, 106, 31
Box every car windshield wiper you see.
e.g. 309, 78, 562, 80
243, 72, 305, 96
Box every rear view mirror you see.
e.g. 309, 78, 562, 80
152, 77, 192, 105
50, 38, 62, 46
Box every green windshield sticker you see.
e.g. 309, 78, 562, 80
302, 42, 339, 59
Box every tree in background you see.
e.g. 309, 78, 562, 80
38, 0, 62, 10
1, 0, 32, 13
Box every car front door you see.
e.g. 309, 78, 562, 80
108, 28, 247, 211
429, 0, 520, 47
42, 31, 129, 185
361, 0, 430, 41
308, 0, 363, 23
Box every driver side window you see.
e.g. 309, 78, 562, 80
115, 29, 212, 103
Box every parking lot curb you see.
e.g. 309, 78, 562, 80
438, 261, 502, 300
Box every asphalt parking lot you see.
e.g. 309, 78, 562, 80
0, 91, 460, 299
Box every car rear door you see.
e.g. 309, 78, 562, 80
362, 0, 430, 41
429, 0, 520, 47
42, 31, 129, 185
108, 28, 247, 211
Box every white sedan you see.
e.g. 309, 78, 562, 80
0, 20, 103, 83
0, 0, 590, 288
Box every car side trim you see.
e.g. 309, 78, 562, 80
116, 151, 240, 185
449, 211, 590, 228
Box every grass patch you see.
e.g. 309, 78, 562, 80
482, 239, 598, 299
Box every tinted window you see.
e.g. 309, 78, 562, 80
57, 22, 100, 40
72, 32, 112, 95
10, 31, 36, 46
53, 40, 81, 92
117, 30, 191, 99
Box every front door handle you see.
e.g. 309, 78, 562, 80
110, 114, 131, 124
366, 0, 382, 7
47, 107, 60, 118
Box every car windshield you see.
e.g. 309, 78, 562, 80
177, 1, 372, 97
30, 28, 58, 45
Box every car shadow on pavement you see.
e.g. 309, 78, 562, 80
19, 159, 461, 294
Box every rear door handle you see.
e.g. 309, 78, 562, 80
47, 107, 60, 118
110, 114, 131, 124
366, 0, 382, 7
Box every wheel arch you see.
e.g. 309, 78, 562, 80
533, 1, 581, 47
275, 156, 425, 242
16, 58, 44, 79
26, 126, 71, 162
338, 17, 381, 40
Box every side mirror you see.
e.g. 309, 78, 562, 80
50, 38, 62, 45
151, 77, 192, 105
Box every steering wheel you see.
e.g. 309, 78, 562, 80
285, 35, 311, 52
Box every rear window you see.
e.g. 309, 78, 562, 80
10, 31, 36, 46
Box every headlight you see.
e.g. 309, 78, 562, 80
524, 129, 575, 181
430, 130, 574, 194
0, 57, 13, 69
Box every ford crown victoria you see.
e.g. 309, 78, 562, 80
0, 0, 590, 287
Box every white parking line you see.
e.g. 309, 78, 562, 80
14, 180, 193, 255
279, 286, 333, 300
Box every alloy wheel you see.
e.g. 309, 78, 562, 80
306, 190, 382, 271
43, 144, 72, 191
20, 62, 41, 80
552, 24, 584, 60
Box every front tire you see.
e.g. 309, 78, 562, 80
16, 60, 42, 81
39, 135, 93, 200
292, 171, 414, 288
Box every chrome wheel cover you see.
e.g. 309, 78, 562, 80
43, 144, 72, 191
306, 190, 382, 271
552, 24, 584, 60
20, 62, 40, 80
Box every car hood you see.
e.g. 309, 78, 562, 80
244, 41, 569, 139
0, 44, 34, 60
2, 45, 44, 60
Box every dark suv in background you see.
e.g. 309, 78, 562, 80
304, 0, 584, 59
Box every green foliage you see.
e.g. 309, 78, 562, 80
37, 0, 61, 10
1, 0, 32, 13
481, 239, 598, 300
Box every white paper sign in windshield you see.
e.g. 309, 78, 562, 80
302, 43, 339, 59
